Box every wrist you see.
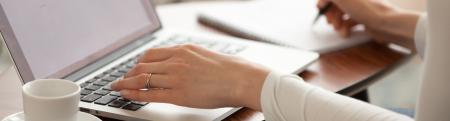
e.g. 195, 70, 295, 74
233, 62, 270, 111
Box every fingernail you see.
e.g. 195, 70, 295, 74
120, 90, 130, 96
318, 1, 331, 9
111, 82, 117, 90
318, 2, 325, 8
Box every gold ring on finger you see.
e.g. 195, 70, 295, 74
144, 73, 152, 89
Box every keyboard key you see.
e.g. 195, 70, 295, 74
94, 90, 111, 96
94, 73, 106, 79
115, 97, 130, 103
94, 95, 117, 105
86, 79, 96, 83
81, 94, 102, 103
211, 43, 230, 52
110, 66, 118, 70
80, 82, 90, 88
110, 71, 124, 77
118, 97, 130, 102
85, 85, 101, 91
110, 91, 121, 96
127, 58, 136, 62
131, 101, 149, 106
122, 103, 143, 111
135, 54, 143, 58
221, 45, 246, 54
169, 36, 188, 43
103, 69, 114, 74
102, 76, 117, 82
118, 67, 130, 73
93, 80, 109, 86
81, 89, 93, 95
108, 99, 128, 108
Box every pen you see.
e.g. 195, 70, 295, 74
312, 3, 333, 25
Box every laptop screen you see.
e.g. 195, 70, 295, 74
0, 0, 160, 82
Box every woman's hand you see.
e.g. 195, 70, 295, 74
319, 0, 420, 50
111, 44, 269, 111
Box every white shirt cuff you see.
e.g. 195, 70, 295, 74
414, 13, 428, 58
260, 71, 313, 121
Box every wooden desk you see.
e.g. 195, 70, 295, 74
223, 41, 408, 121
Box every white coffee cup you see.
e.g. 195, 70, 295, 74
22, 79, 81, 121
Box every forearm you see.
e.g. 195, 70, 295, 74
261, 71, 414, 121
377, 10, 421, 50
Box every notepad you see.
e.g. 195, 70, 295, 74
198, 0, 370, 53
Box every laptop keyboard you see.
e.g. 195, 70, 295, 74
79, 35, 246, 111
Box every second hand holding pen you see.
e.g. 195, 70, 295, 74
312, 3, 333, 25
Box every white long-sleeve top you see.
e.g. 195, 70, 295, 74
260, 14, 441, 121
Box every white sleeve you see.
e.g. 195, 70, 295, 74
414, 13, 428, 58
260, 71, 414, 121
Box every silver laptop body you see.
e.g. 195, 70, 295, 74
0, 0, 318, 120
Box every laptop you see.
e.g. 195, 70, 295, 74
0, 0, 319, 121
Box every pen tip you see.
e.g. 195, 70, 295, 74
312, 16, 320, 25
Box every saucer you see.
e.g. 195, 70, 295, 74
2, 111, 101, 121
